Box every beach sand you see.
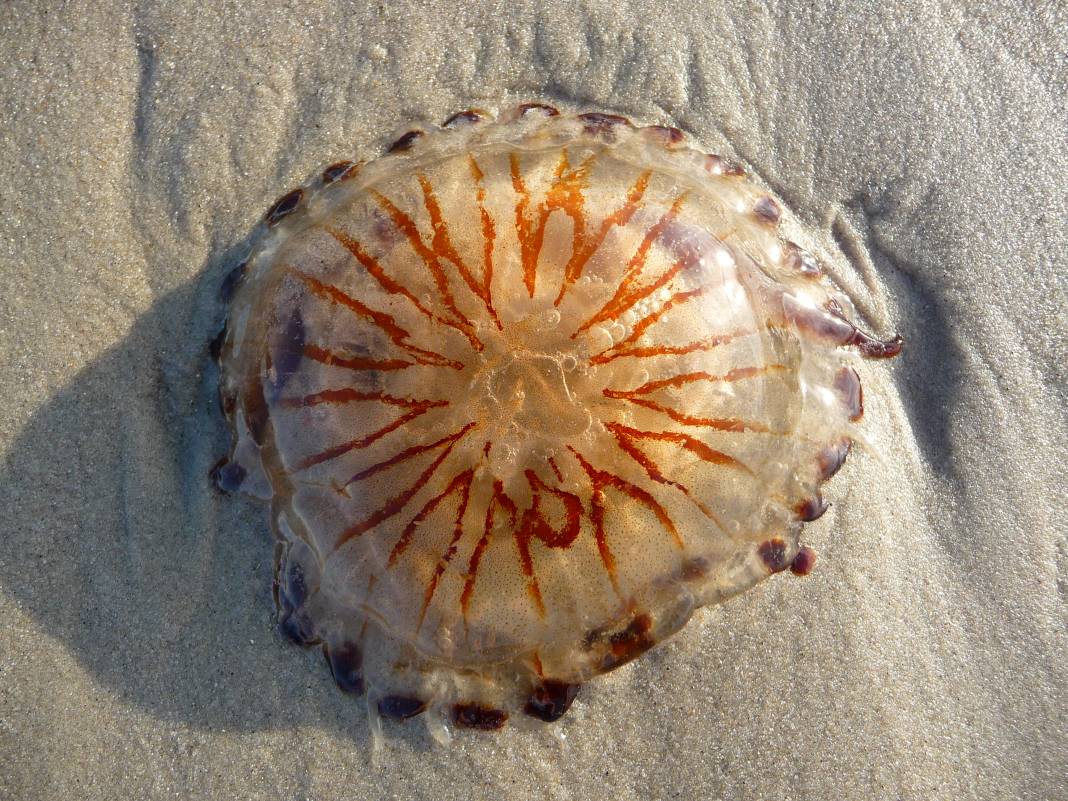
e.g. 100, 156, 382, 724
1, 2, 1065, 799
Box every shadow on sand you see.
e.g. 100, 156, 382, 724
0, 244, 435, 753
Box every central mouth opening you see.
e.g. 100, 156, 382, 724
473, 322, 594, 443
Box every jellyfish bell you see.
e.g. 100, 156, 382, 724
213, 105, 901, 737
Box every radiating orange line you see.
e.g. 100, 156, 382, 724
469, 156, 502, 330
281, 387, 443, 409
613, 285, 704, 347
461, 479, 517, 627
511, 150, 596, 298
605, 421, 751, 531
514, 469, 584, 616
417, 174, 502, 329
602, 391, 772, 432
623, 364, 786, 395
294, 400, 448, 470
553, 170, 653, 306
572, 192, 687, 334
344, 421, 476, 484
589, 287, 708, 364
324, 226, 442, 324
592, 336, 741, 365
371, 189, 484, 352
303, 343, 413, 372
413, 469, 476, 628
290, 269, 462, 369
567, 446, 683, 595
606, 421, 753, 474
545, 152, 595, 296
510, 153, 548, 298
333, 422, 477, 551
547, 456, 564, 483
388, 467, 472, 566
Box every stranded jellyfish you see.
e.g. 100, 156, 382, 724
213, 105, 901, 738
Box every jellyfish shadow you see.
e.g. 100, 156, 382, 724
834, 193, 968, 489
0, 249, 430, 751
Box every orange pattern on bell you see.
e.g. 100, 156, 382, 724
213, 104, 901, 739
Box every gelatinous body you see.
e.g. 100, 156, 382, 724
214, 105, 901, 735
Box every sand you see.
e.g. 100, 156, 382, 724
0, 2, 1065, 799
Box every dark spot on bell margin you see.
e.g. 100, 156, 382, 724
644, 125, 684, 144
321, 160, 357, 184
758, 537, 790, 573
578, 112, 631, 135
452, 703, 509, 730
679, 556, 711, 581
833, 366, 864, 421
209, 458, 246, 494
264, 188, 303, 227
783, 241, 821, 278
388, 130, 423, 152
598, 613, 655, 672
753, 196, 781, 225
524, 680, 579, 722
852, 331, 905, 360
817, 438, 852, 481
796, 495, 829, 522
218, 388, 236, 419
517, 102, 559, 117
324, 642, 364, 695
790, 546, 817, 576
704, 153, 745, 177
277, 556, 310, 612
276, 609, 319, 647
377, 695, 427, 720
442, 108, 486, 127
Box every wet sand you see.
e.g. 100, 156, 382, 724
1, 2, 1065, 800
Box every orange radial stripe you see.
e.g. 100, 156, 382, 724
324, 226, 441, 324
547, 456, 564, 483
304, 343, 414, 372
344, 421, 476, 485
514, 469, 584, 617
610, 422, 751, 480
461, 479, 517, 626
602, 392, 771, 432
295, 401, 448, 470
511, 150, 597, 298
607, 428, 703, 515
418, 173, 502, 329
591, 336, 741, 365
623, 364, 786, 395
333, 422, 477, 551
589, 287, 708, 364
290, 269, 462, 369
606, 421, 753, 474
468, 156, 502, 330
510, 152, 548, 298
389, 467, 473, 566
281, 387, 445, 409
567, 450, 618, 594
371, 189, 484, 352
414, 469, 476, 628
573, 192, 687, 334
568, 446, 684, 595
555, 170, 655, 307
543, 151, 595, 301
